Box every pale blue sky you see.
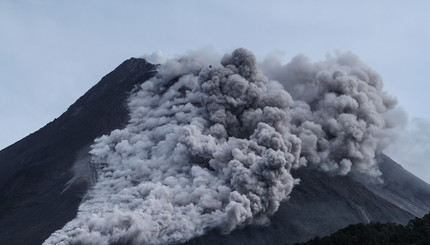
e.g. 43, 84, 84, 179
1, 0, 429, 179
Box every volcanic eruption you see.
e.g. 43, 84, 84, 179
43, 48, 401, 245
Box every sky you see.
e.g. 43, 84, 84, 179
0, 0, 429, 181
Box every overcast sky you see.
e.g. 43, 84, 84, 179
1, 0, 429, 181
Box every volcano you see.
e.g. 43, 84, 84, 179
1, 56, 429, 245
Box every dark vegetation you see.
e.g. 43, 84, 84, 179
296, 213, 430, 245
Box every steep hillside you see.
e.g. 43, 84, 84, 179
0, 58, 156, 245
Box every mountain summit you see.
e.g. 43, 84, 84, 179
1, 53, 429, 245
0, 58, 156, 245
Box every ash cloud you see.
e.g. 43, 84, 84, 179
44, 48, 398, 245
44, 49, 301, 245
262, 52, 398, 176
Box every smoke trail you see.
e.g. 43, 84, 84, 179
44, 49, 397, 244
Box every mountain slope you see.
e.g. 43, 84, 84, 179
181, 163, 416, 245
183, 155, 430, 245
362, 154, 430, 217
0, 58, 156, 245
0, 58, 429, 245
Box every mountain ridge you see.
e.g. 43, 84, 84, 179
0, 58, 156, 245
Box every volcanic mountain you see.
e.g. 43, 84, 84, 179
1, 56, 429, 245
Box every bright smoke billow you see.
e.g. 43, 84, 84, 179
44, 48, 397, 245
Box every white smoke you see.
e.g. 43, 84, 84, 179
142, 50, 170, 65
44, 48, 398, 245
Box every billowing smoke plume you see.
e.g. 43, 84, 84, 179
44, 49, 301, 244
262, 53, 397, 176
44, 48, 397, 245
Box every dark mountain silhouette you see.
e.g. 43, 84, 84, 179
0, 58, 156, 245
0, 58, 429, 245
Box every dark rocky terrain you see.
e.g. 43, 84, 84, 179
0, 58, 156, 245
0, 58, 429, 245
